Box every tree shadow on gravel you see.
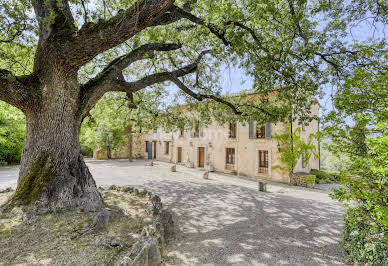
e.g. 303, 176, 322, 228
140, 179, 347, 266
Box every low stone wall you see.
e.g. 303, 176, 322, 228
290, 173, 316, 188
105, 185, 174, 266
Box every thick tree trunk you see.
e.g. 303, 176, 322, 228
12, 68, 103, 212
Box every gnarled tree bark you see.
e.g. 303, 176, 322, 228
1, 0, 240, 212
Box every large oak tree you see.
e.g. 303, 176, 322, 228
0, 0, 386, 212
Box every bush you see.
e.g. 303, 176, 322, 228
310, 169, 339, 183
342, 207, 388, 265
0, 102, 25, 165
80, 145, 94, 157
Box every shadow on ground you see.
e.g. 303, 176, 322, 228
141, 179, 346, 265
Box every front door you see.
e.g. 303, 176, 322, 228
153, 141, 157, 159
198, 147, 205, 168
177, 147, 182, 163
147, 141, 152, 159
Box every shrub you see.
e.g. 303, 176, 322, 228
341, 207, 388, 265
0, 102, 25, 164
310, 169, 339, 183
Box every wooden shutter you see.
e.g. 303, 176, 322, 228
249, 121, 255, 139
265, 123, 271, 139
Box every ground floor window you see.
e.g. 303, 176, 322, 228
258, 150, 268, 174
225, 148, 235, 170
177, 147, 182, 163
164, 141, 170, 154
145, 141, 149, 152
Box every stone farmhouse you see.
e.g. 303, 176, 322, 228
94, 92, 320, 184
143, 110, 319, 184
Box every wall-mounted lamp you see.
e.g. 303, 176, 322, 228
277, 143, 281, 152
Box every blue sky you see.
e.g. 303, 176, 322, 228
212, 19, 387, 118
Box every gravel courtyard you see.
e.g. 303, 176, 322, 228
0, 159, 346, 265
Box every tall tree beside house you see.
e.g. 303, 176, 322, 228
272, 126, 318, 174
0, 0, 386, 212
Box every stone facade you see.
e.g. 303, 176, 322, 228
93, 101, 320, 185
143, 104, 320, 184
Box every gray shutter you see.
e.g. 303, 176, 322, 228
190, 131, 193, 138
199, 130, 203, 137
265, 123, 271, 139
249, 121, 255, 139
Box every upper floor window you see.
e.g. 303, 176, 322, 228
193, 120, 200, 137
256, 125, 265, 138
179, 127, 184, 137
302, 123, 305, 131
229, 122, 237, 138
153, 129, 157, 133
302, 152, 306, 168
249, 122, 271, 139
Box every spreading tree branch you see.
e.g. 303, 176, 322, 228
0, 70, 39, 111
78, 49, 210, 120
169, 6, 231, 46
67, 0, 174, 67
168, 75, 273, 116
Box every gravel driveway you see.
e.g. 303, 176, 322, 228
0, 159, 346, 265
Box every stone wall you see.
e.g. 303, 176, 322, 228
93, 133, 145, 160
290, 173, 316, 188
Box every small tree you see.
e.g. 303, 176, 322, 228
273, 127, 318, 174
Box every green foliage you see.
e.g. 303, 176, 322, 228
80, 90, 179, 154
272, 127, 318, 173
326, 60, 388, 264
310, 169, 339, 184
0, 101, 25, 165
341, 207, 388, 265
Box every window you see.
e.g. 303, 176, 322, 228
302, 123, 305, 131
258, 150, 269, 174
225, 148, 235, 170
249, 123, 271, 139
302, 152, 306, 168
229, 122, 237, 138
256, 125, 265, 138
145, 141, 149, 152
164, 141, 170, 154
179, 127, 184, 137
153, 129, 157, 133
193, 120, 200, 137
